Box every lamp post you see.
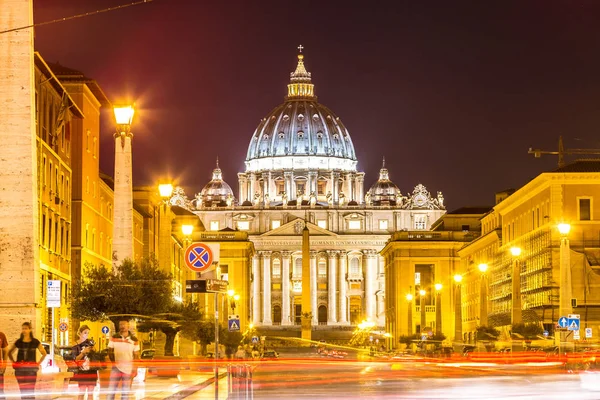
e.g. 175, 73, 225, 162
406, 293, 413, 336
227, 289, 241, 314
419, 289, 426, 334
454, 274, 463, 343
112, 105, 135, 266
158, 183, 174, 275
478, 263, 489, 327
434, 283, 442, 336
558, 223, 572, 319
510, 247, 522, 325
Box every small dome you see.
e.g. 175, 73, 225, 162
367, 158, 400, 205
197, 159, 235, 207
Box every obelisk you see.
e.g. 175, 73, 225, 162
301, 223, 312, 341
0, 0, 40, 338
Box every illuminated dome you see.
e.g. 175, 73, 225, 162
366, 159, 401, 206
197, 159, 235, 207
245, 52, 357, 173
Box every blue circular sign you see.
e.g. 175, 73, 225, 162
102, 326, 110, 334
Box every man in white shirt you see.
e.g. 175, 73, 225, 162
107, 319, 140, 400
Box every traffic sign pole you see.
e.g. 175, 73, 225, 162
214, 292, 219, 400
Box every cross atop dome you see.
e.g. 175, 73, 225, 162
287, 47, 315, 99
212, 157, 223, 180
379, 157, 390, 180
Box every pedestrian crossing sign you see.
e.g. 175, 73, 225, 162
567, 317, 580, 331
228, 315, 240, 332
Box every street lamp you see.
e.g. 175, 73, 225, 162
454, 274, 463, 342
159, 183, 174, 200
406, 293, 414, 336
112, 104, 135, 265
558, 223, 572, 319
510, 247, 522, 325
157, 182, 174, 276
181, 224, 194, 237
478, 263, 489, 327
434, 284, 442, 336
419, 289, 427, 334
228, 290, 241, 313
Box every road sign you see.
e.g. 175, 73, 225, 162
543, 330, 549, 337
421, 334, 427, 341
58, 322, 68, 332
228, 315, 240, 332
558, 316, 568, 328
574, 330, 581, 340
101, 326, 110, 335
251, 336, 259, 344
185, 279, 228, 293
206, 279, 228, 293
568, 318, 580, 331
184, 243, 220, 273
568, 314, 580, 319
586, 328, 593, 338
47, 280, 61, 308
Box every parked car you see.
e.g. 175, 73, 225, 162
140, 349, 155, 360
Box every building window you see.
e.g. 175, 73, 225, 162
348, 220, 361, 230
49, 162, 53, 191
318, 259, 327, 277
379, 220, 388, 230
294, 258, 302, 276
579, 198, 591, 221
317, 181, 326, 195
462, 225, 470, 231
296, 182, 305, 195
414, 214, 427, 230
272, 259, 281, 277
42, 156, 47, 187
271, 220, 281, 230
277, 182, 285, 195
317, 219, 327, 229
41, 213, 46, 246
415, 272, 421, 285
210, 221, 220, 231
93, 137, 98, 159
349, 258, 360, 275
237, 221, 250, 231
86, 130, 90, 152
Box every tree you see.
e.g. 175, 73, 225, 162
476, 326, 500, 341
71, 258, 173, 329
511, 323, 543, 339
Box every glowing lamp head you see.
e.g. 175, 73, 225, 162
113, 105, 135, 126
557, 223, 571, 236
434, 283, 442, 291
454, 274, 463, 283
227, 289, 235, 297
419, 289, 426, 296
158, 183, 173, 199
383, 332, 392, 338
181, 224, 194, 236
405, 293, 413, 302
249, 323, 254, 329
478, 263, 489, 273
234, 294, 240, 301
510, 247, 522, 257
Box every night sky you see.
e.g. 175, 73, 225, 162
33, 0, 600, 211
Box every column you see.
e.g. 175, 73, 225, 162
237, 173, 246, 203
364, 250, 377, 321
113, 132, 134, 264
262, 251, 272, 325
281, 251, 292, 325
331, 171, 340, 204
339, 253, 348, 324
327, 251, 338, 324
262, 172, 269, 203
559, 235, 572, 318
158, 204, 172, 274
252, 254, 260, 325
290, 172, 296, 201
249, 173, 256, 203
356, 173, 365, 204
0, 0, 40, 338
511, 259, 522, 325
454, 282, 462, 342
310, 251, 318, 325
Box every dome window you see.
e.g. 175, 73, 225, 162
333, 133, 339, 140
316, 131, 323, 139
263, 134, 269, 140
283, 115, 290, 121
313, 114, 319, 121
297, 131, 304, 138
298, 114, 305, 121
278, 132, 285, 139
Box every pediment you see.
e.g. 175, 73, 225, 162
260, 218, 337, 237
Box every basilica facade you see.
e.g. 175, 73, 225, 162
173, 51, 446, 330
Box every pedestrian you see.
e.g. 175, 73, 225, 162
7, 322, 47, 400
234, 346, 245, 360
107, 319, 140, 400
71, 325, 98, 400
0, 329, 8, 398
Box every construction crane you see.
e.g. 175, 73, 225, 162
528, 136, 600, 168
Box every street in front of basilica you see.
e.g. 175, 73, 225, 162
2, 1, 600, 399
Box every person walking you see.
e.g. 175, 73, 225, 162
0, 329, 8, 398
7, 322, 47, 400
107, 319, 139, 400
71, 325, 98, 400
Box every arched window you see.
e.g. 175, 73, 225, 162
350, 258, 360, 275
272, 258, 281, 277
294, 258, 302, 276
318, 305, 327, 325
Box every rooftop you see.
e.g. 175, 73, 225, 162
552, 159, 600, 173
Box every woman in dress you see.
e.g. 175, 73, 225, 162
7, 322, 47, 400
71, 325, 98, 400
